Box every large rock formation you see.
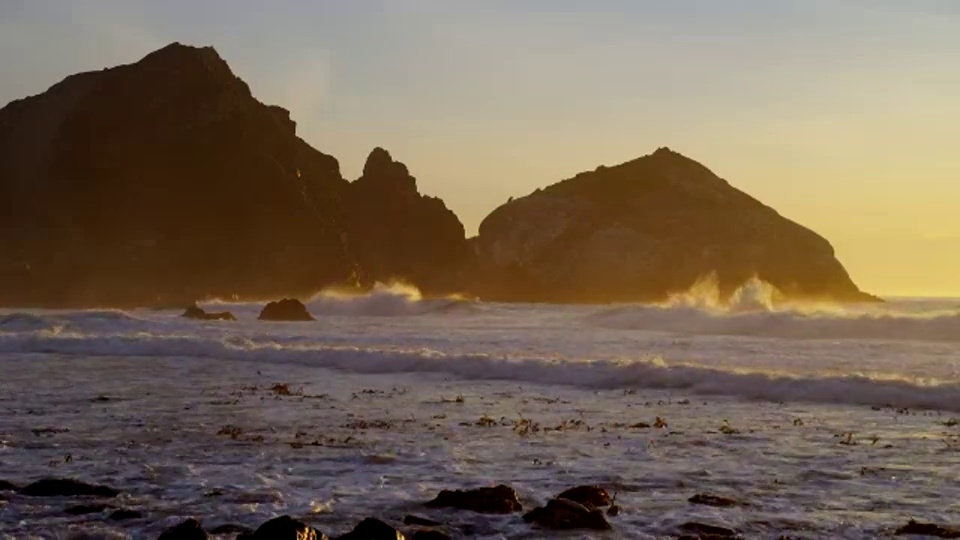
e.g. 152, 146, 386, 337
343, 148, 468, 294
474, 147, 875, 303
0, 42, 354, 307
0, 43, 467, 307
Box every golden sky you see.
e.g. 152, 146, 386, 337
2, 1, 958, 296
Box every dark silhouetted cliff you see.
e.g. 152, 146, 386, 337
473, 148, 876, 303
344, 148, 468, 293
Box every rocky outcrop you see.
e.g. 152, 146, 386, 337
18, 478, 118, 497
338, 517, 406, 540
158, 518, 208, 540
474, 147, 876, 304
425, 485, 522, 514
343, 148, 469, 294
555, 485, 611, 508
237, 515, 323, 540
181, 305, 236, 321
258, 298, 315, 321
522, 498, 612, 531
0, 42, 353, 308
894, 519, 960, 538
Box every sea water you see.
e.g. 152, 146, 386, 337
0, 285, 958, 538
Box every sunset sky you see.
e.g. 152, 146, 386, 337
2, 1, 958, 297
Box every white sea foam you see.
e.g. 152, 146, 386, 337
1, 324, 958, 411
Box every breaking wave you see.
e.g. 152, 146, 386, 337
1, 328, 958, 411
306, 282, 476, 316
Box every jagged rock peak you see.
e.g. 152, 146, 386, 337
140, 42, 225, 67
362, 147, 410, 180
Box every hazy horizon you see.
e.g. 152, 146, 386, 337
2, 1, 958, 297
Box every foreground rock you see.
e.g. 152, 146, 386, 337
258, 299, 315, 321
158, 518, 208, 540
0, 480, 17, 491
19, 478, 118, 497
474, 147, 877, 304
556, 485, 611, 508
688, 493, 743, 508
181, 305, 236, 321
894, 519, 960, 538
523, 498, 612, 531
238, 515, 323, 540
338, 517, 406, 540
425, 484, 522, 514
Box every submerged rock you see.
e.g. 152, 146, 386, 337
238, 515, 323, 540
894, 519, 960, 538
523, 498, 612, 530
181, 305, 236, 321
158, 518, 208, 540
338, 517, 406, 540
425, 484, 522, 514
258, 299, 315, 321
65, 503, 114, 515
0, 480, 17, 491
109, 508, 143, 521
556, 485, 611, 508
19, 478, 118, 497
688, 493, 743, 508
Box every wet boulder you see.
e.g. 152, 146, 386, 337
523, 498, 612, 531
338, 517, 406, 539
425, 484, 522, 514
19, 478, 118, 497
688, 493, 743, 508
238, 515, 323, 540
158, 518, 208, 540
181, 305, 236, 321
0, 480, 16, 491
556, 485, 611, 508
258, 299, 315, 321
894, 519, 960, 538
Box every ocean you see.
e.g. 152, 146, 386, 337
1, 284, 958, 538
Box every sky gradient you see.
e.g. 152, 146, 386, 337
2, 0, 958, 296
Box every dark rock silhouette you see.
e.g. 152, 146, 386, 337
688, 493, 743, 507
343, 148, 469, 294
0, 480, 16, 491
338, 517, 406, 540
0, 42, 354, 308
237, 515, 323, 540
894, 519, 960, 538
555, 485, 611, 508
474, 147, 877, 304
181, 305, 236, 321
18, 478, 118, 497
108, 509, 143, 521
258, 298, 315, 321
158, 518, 208, 540
425, 484, 522, 514
522, 498, 612, 530
64, 503, 114, 515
